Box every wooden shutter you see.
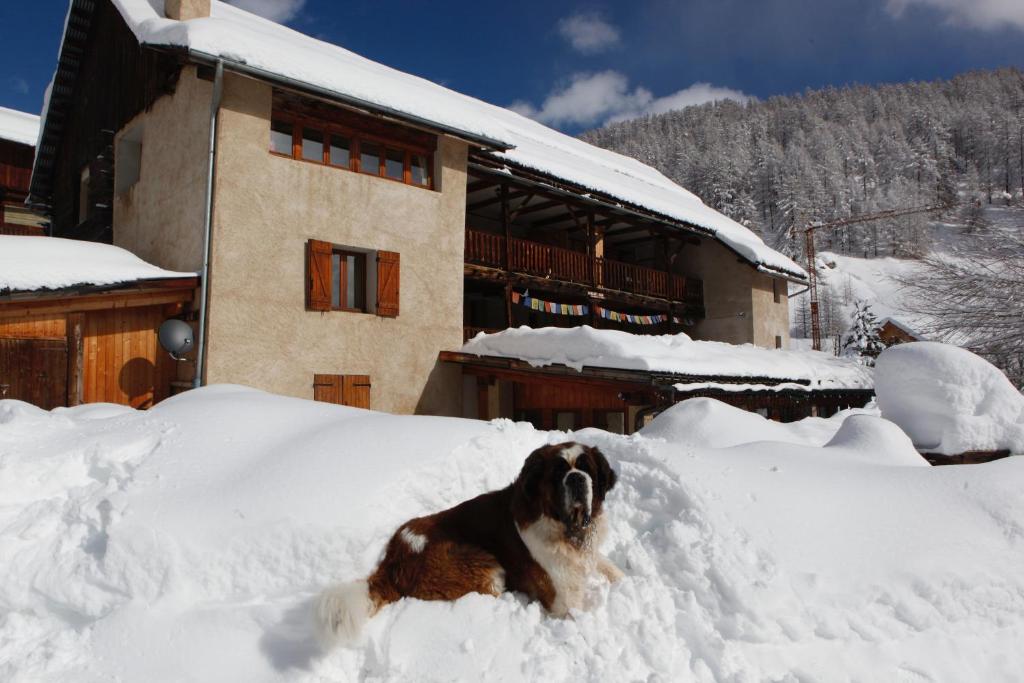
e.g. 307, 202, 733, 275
313, 374, 371, 409
313, 374, 342, 403
307, 239, 332, 311
342, 375, 371, 409
376, 250, 400, 318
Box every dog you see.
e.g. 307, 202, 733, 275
315, 441, 623, 647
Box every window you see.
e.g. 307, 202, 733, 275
330, 250, 367, 312
775, 335, 783, 349
359, 141, 380, 175
270, 120, 293, 155
115, 124, 144, 195
773, 279, 783, 304
270, 92, 435, 189
307, 239, 399, 318
555, 411, 579, 431
330, 135, 351, 167
595, 410, 626, 435
302, 127, 324, 162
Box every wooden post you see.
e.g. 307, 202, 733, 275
66, 312, 84, 406
502, 184, 513, 327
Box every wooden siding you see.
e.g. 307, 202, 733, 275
0, 315, 67, 339
82, 306, 175, 408
0, 139, 33, 198
0, 339, 68, 409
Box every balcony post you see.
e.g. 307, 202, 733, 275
502, 183, 512, 327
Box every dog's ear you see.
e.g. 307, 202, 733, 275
513, 449, 547, 509
587, 446, 618, 496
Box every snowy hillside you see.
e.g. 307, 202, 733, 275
2, 386, 1023, 681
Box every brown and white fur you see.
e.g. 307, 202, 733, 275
315, 442, 622, 647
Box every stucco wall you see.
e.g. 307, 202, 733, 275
679, 238, 754, 344
678, 238, 790, 349
112, 65, 211, 272
203, 73, 467, 416
751, 274, 791, 349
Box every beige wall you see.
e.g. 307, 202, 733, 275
678, 238, 790, 349
751, 273, 791, 349
202, 73, 468, 415
112, 65, 211, 273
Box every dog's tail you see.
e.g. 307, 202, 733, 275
314, 579, 383, 648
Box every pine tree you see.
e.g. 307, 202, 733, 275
843, 301, 885, 365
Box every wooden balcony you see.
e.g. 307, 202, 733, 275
465, 229, 703, 308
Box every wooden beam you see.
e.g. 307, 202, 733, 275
467, 178, 496, 194
0, 288, 194, 320
507, 193, 536, 222
512, 199, 564, 217
66, 312, 84, 406
468, 189, 530, 212
531, 212, 578, 228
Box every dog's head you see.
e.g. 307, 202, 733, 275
512, 442, 618, 542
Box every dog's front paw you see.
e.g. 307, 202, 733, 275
598, 556, 625, 583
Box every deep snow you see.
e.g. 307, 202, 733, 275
2, 386, 1023, 682
463, 325, 872, 389
876, 342, 1024, 455
0, 106, 39, 147
0, 235, 194, 292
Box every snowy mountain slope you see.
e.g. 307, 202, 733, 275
2, 386, 1023, 681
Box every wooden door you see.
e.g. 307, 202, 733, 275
0, 338, 69, 409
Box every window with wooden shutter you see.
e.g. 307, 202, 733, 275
376, 251, 400, 318
307, 239, 333, 311
313, 374, 371, 408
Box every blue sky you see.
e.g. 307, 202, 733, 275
1, 0, 1023, 134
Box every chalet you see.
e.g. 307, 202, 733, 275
0, 107, 46, 236
878, 317, 922, 346
24, 0, 872, 426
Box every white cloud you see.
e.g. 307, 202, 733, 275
508, 71, 750, 128
607, 82, 752, 123
10, 77, 29, 95
885, 0, 1024, 31
223, 0, 305, 23
557, 14, 621, 54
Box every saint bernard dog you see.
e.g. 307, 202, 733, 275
316, 441, 623, 646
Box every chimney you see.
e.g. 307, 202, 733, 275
165, 0, 211, 21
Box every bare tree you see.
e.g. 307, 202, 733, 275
898, 232, 1024, 387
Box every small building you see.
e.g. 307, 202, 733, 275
877, 317, 922, 346
0, 236, 197, 408
0, 106, 46, 236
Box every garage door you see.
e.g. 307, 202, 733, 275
0, 338, 68, 410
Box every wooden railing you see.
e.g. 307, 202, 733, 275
465, 229, 703, 307
464, 326, 501, 342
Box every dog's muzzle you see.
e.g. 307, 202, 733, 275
563, 470, 592, 531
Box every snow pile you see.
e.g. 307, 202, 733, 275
3, 385, 1023, 681
640, 396, 877, 448
0, 235, 195, 292
0, 106, 39, 147
463, 325, 873, 388
70, 0, 804, 279
875, 342, 1024, 455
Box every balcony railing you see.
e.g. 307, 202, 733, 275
465, 229, 703, 307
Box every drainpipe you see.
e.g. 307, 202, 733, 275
193, 59, 223, 389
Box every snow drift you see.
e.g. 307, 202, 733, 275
1, 386, 1023, 682
0, 235, 194, 292
875, 342, 1024, 455
463, 326, 872, 388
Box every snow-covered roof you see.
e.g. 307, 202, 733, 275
51, 0, 804, 281
0, 106, 39, 147
462, 326, 873, 389
0, 235, 196, 293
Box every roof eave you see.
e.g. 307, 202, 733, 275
184, 48, 513, 153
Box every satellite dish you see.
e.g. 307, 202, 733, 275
159, 318, 195, 361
